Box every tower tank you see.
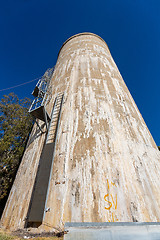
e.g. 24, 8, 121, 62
1, 33, 160, 231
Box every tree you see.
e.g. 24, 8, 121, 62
0, 93, 34, 216
158, 146, 160, 151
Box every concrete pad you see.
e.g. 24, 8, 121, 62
64, 222, 160, 240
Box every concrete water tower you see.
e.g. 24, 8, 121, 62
1, 33, 160, 232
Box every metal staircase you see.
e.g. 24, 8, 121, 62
29, 68, 54, 129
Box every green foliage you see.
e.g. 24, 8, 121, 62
0, 93, 34, 216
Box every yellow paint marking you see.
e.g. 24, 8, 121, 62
108, 213, 118, 222
111, 194, 117, 210
112, 213, 118, 222
107, 179, 117, 190
107, 179, 110, 190
111, 182, 116, 187
104, 179, 118, 222
104, 194, 112, 210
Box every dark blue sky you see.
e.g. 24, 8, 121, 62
0, 0, 160, 145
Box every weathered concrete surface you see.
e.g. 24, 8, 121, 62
0, 122, 47, 230
1, 33, 160, 231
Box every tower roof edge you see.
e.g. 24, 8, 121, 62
58, 32, 109, 57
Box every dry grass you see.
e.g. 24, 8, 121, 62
0, 229, 63, 240
0, 229, 17, 240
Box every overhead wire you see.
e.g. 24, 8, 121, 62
0, 76, 42, 92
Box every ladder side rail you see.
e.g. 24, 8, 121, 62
45, 96, 58, 142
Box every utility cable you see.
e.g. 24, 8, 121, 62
0, 76, 42, 92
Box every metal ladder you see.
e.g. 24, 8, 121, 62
47, 92, 64, 144
26, 93, 64, 228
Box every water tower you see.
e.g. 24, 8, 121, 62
1, 33, 160, 232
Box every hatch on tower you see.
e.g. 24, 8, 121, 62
29, 68, 54, 129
